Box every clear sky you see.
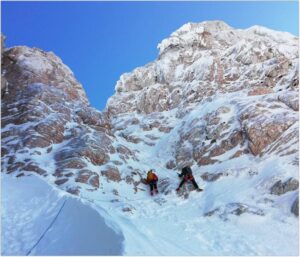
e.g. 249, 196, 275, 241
2, 1, 299, 111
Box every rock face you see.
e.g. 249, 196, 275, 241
107, 21, 298, 115
101, 166, 121, 182
270, 178, 299, 195
1, 45, 120, 193
2, 47, 88, 105
204, 203, 265, 220
107, 21, 298, 168
1, 21, 299, 209
201, 172, 224, 182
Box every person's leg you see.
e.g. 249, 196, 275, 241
150, 183, 154, 192
191, 179, 199, 189
154, 182, 158, 193
177, 179, 185, 189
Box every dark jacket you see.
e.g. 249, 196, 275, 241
178, 166, 194, 180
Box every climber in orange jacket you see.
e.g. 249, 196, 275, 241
146, 169, 159, 196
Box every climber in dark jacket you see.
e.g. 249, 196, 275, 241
176, 166, 202, 192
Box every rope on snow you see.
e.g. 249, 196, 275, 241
26, 199, 67, 256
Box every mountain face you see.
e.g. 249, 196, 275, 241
1, 45, 114, 194
1, 21, 299, 255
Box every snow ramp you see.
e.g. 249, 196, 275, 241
1, 174, 124, 255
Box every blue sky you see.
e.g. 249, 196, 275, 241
2, 1, 299, 111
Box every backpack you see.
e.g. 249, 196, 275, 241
182, 166, 192, 176
147, 172, 158, 183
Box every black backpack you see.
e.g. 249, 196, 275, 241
182, 166, 192, 176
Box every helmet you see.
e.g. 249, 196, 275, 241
148, 169, 154, 174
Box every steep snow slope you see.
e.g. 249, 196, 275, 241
1, 21, 299, 255
1, 174, 124, 255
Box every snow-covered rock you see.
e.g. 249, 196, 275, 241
1, 46, 117, 193
107, 21, 298, 115
1, 21, 299, 255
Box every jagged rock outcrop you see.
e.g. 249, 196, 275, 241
201, 172, 224, 182
101, 166, 121, 182
2, 47, 88, 104
1, 45, 122, 193
204, 203, 265, 220
106, 21, 298, 169
270, 178, 299, 195
107, 21, 298, 115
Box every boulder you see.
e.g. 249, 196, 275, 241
204, 203, 264, 220
101, 166, 121, 182
270, 178, 299, 195
75, 170, 99, 188
201, 172, 223, 182
55, 178, 68, 186
67, 186, 81, 196
23, 163, 47, 175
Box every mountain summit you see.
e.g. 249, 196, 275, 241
1, 21, 299, 255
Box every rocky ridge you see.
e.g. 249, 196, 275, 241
1, 45, 119, 194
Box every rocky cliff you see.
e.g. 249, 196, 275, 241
1, 21, 299, 254
1, 45, 114, 194
106, 21, 299, 205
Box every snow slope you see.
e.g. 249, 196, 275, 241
1, 174, 124, 255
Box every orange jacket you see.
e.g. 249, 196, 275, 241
147, 172, 158, 183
